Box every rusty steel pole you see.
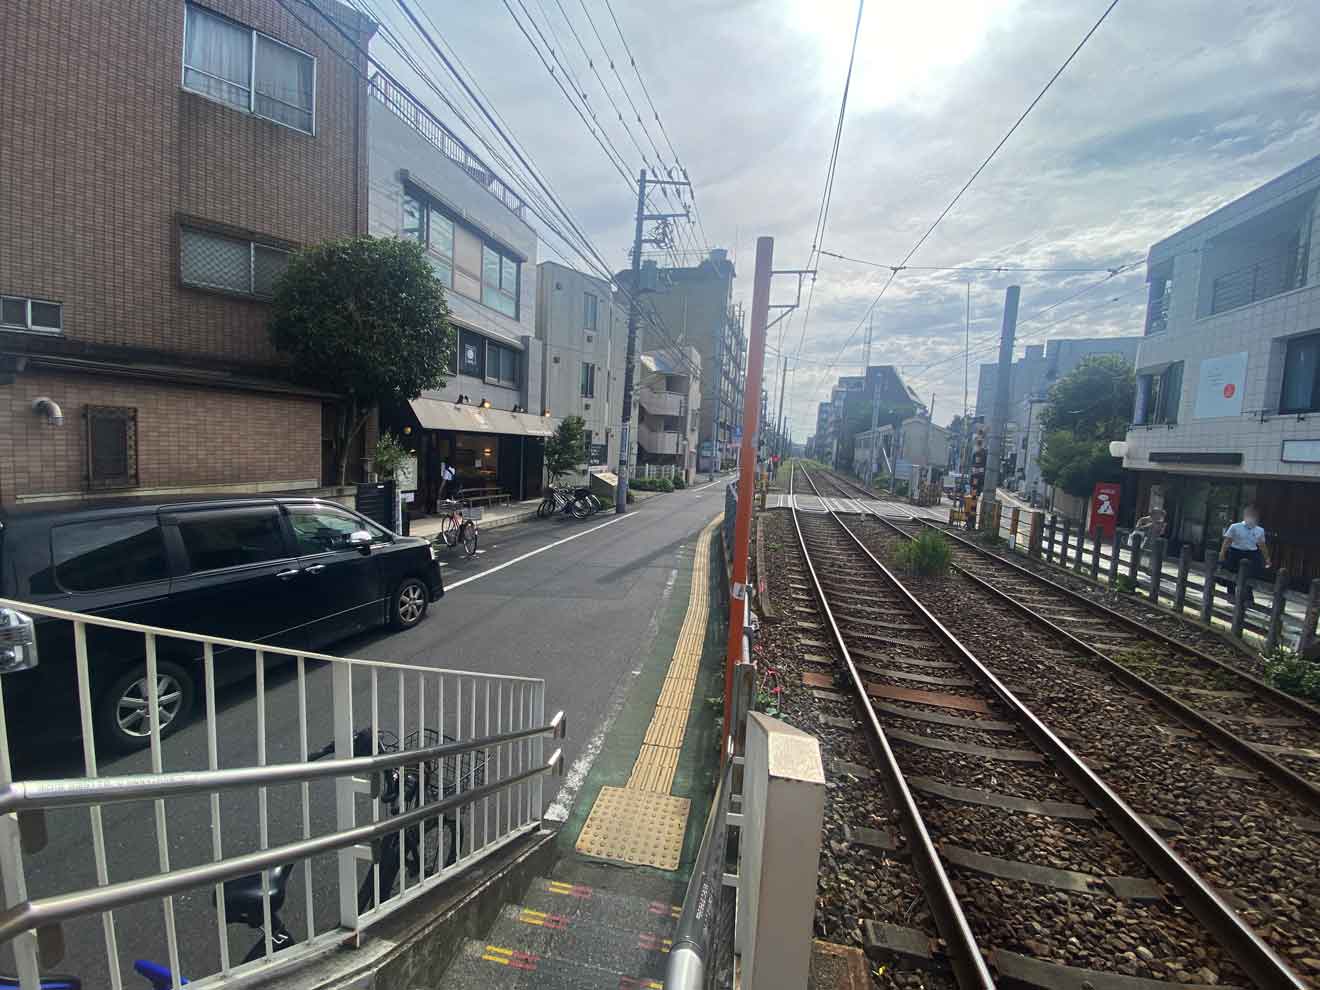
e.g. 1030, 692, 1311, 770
724, 236, 774, 757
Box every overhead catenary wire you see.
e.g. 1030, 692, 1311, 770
818, 249, 1125, 275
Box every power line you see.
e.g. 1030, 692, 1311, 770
818, 249, 1125, 275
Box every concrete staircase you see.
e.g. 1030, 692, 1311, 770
440, 875, 678, 989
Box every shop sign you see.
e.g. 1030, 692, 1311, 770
1193, 351, 1247, 419
1090, 482, 1120, 540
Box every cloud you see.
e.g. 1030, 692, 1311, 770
387, 0, 1320, 432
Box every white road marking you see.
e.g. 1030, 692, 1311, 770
691, 477, 727, 494
445, 512, 639, 590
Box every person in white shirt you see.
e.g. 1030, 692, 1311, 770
438, 461, 457, 501
1219, 505, 1271, 608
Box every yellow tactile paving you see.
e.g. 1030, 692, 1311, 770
575, 515, 721, 868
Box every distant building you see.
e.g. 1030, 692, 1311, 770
629, 251, 744, 473
826, 366, 920, 471
853, 417, 950, 485
636, 348, 701, 482
372, 75, 549, 507
536, 262, 628, 477
1120, 154, 1320, 580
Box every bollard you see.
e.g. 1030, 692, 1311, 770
1090, 527, 1102, 581
1149, 538, 1167, 605
1173, 546, 1191, 614
1300, 579, 1320, 656
1060, 518, 1072, 570
1231, 558, 1251, 638
1108, 527, 1122, 586
1128, 532, 1143, 585
1200, 550, 1218, 625
1265, 570, 1289, 655
1028, 512, 1043, 559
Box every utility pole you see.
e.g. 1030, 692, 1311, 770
724, 236, 773, 759
616, 168, 690, 513
865, 313, 879, 485
774, 362, 788, 460
983, 285, 1021, 501
710, 310, 723, 481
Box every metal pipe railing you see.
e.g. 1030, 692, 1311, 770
0, 751, 563, 945
666, 757, 733, 988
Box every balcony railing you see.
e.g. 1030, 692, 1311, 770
639, 390, 686, 418
1209, 246, 1308, 316
369, 74, 527, 221
639, 421, 682, 455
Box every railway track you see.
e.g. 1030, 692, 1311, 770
785, 465, 1308, 989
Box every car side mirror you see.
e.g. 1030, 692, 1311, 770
349, 530, 373, 554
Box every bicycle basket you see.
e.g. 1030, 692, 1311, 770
403, 729, 488, 797
464, 505, 484, 521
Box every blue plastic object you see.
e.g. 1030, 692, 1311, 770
132, 961, 188, 990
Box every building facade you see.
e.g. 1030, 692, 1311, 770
636, 348, 701, 482
633, 251, 743, 473
853, 417, 950, 484
0, 0, 373, 504
536, 262, 628, 474
1120, 154, 1320, 580
369, 76, 550, 507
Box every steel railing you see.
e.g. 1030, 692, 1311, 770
0, 597, 563, 990
368, 74, 528, 220
1209, 246, 1308, 315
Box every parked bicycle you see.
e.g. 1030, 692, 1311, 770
537, 483, 597, 520
435, 499, 480, 556
124, 726, 486, 986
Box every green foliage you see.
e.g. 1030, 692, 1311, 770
672, 477, 687, 489
1112, 574, 1137, 594
1038, 430, 1124, 498
1039, 354, 1136, 438
268, 236, 452, 484
544, 415, 587, 480
893, 530, 952, 576
371, 432, 411, 479
656, 478, 674, 493
1263, 645, 1320, 702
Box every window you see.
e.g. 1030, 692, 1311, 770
1135, 362, 1183, 426
177, 508, 289, 572
183, 3, 315, 134
1145, 268, 1173, 335
181, 227, 290, 298
84, 406, 139, 490
584, 293, 598, 332
53, 518, 169, 592
287, 505, 386, 554
482, 245, 518, 317
0, 296, 62, 333
581, 362, 596, 398
459, 329, 484, 377
1281, 333, 1320, 414
484, 341, 519, 387
427, 207, 454, 286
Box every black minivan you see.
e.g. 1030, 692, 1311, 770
0, 496, 444, 753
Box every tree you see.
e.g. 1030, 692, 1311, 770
544, 415, 586, 480
1037, 355, 1135, 497
1039, 354, 1135, 439
268, 236, 452, 484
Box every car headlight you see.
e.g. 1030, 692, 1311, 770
0, 609, 38, 673
429, 543, 437, 560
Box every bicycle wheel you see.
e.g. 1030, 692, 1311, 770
439, 514, 459, 548
537, 498, 553, 519
569, 497, 591, 520
460, 520, 479, 556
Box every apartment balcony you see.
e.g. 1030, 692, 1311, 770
638, 421, 682, 455
1207, 248, 1308, 316
638, 390, 686, 418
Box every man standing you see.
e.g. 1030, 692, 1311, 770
1220, 505, 1271, 608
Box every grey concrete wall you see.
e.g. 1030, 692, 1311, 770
975, 336, 1142, 418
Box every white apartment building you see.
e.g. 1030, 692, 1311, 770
1120, 153, 1320, 582
636, 347, 701, 482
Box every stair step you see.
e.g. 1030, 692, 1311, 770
490, 902, 672, 979
444, 938, 664, 989
521, 877, 680, 936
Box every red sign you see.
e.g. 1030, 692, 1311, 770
1091, 483, 1120, 541
1223, 383, 1236, 398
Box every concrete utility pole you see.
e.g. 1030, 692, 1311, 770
616, 168, 691, 513
775, 363, 788, 460
983, 285, 1021, 499
725, 235, 773, 758
866, 313, 879, 484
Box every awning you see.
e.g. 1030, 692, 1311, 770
409, 396, 556, 438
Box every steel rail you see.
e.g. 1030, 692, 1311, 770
797, 468, 1305, 988
0, 751, 564, 945
789, 467, 995, 990
820, 473, 1320, 813
0, 712, 565, 814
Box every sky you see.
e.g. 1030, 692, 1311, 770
373, 0, 1320, 437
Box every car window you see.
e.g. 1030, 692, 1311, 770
177, 509, 288, 572
53, 517, 169, 592
287, 505, 377, 555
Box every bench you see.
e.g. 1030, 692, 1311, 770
456, 486, 512, 508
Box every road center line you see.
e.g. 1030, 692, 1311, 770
445, 512, 640, 590
690, 477, 727, 493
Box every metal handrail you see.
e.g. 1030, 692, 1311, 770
0, 597, 542, 682
666, 756, 732, 989
0, 751, 563, 945
0, 713, 565, 814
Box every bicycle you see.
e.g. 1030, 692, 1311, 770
537, 484, 594, 520
436, 499, 479, 556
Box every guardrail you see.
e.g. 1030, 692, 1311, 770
0, 598, 563, 990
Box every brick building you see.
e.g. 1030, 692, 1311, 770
0, 0, 372, 504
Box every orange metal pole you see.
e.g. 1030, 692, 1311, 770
724, 236, 774, 758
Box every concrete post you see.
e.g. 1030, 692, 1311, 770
1044, 514, 1055, 563
1149, 538, 1167, 605
1028, 512, 1043, 559
1231, 558, 1251, 638
1265, 570, 1290, 655
1090, 528, 1102, 581
1108, 527, 1123, 586
1060, 518, 1072, 570
1201, 550, 1218, 625
1128, 533, 1143, 585
1173, 546, 1192, 614
1302, 579, 1320, 657
1010, 507, 1021, 546
739, 713, 825, 990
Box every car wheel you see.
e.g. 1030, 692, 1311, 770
97, 661, 196, 754
393, 577, 429, 630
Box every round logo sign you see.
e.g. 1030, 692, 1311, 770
1223, 383, 1236, 399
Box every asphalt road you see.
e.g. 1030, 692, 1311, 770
11, 478, 732, 984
